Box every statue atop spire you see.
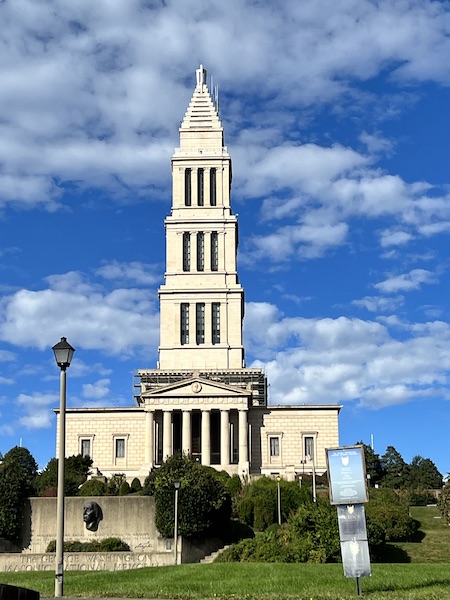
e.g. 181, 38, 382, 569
196, 64, 207, 87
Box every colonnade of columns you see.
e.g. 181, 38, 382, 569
144, 407, 248, 469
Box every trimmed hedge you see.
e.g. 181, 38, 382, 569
46, 537, 130, 552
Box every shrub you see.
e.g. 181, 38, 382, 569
366, 488, 418, 541
130, 478, 142, 493
107, 474, 126, 496
409, 489, 437, 506
438, 482, 450, 524
46, 538, 130, 552
143, 453, 231, 539
78, 479, 107, 497
119, 481, 131, 496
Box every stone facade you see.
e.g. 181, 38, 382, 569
60, 65, 341, 482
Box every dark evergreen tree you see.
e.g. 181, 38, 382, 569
0, 446, 39, 541
409, 455, 442, 489
380, 445, 410, 489
39, 454, 93, 496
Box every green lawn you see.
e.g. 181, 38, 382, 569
1, 506, 450, 599
2, 563, 450, 600
387, 505, 450, 563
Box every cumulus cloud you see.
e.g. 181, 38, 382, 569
17, 392, 58, 430
0, 267, 160, 356
82, 378, 111, 400
375, 269, 438, 293
244, 301, 450, 409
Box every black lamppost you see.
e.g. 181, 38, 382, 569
52, 337, 75, 598
174, 479, 181, 565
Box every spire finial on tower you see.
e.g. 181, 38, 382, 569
196, 64, 207, 86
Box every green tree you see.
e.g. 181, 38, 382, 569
409, 455, 442, 489
0, 461, 28, 540
356, 441, 384, 487
143, 453, 231, 539
235, 476, 312, 531
39, 454, 93, 496
2, 446, 38, 496
380, 446, 410, 489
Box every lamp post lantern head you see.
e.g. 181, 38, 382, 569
174, 479, 181, 490
52, 337, 75, 370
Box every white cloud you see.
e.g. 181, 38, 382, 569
17, 392, 58, 430
0, 268, 160, 356
375, 269, 438, 293
96, 261, 160, 286
352, 295, 405, 313
245, 301, 450, 409
82, 378, 110, 400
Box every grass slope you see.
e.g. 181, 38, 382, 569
387, 505, 450, 563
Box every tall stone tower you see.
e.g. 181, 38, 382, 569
136, 66, 267, 475
158, 64, 245, 371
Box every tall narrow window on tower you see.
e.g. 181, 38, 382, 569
212, 303, 220, 344
181, 303, 189, 345
196, 303, 205, 344
211, 231, 218, 271
197, 168, 204, 206
210, 168, 216, 206
197, 232, 205, 271
184, 168, 192, 206
182, 232, 191, 271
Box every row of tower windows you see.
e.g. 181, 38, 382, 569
181, 302, 221, 345
184, 168, 217, 206
183, 231, 218, 272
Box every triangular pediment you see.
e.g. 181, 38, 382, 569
141, 376, 249, 399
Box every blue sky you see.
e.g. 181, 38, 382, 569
1, 0, 450, 476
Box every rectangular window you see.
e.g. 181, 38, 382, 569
210, 168, 216, 206
196, 303, 205, 344
197, 232, 204, 271
81, 439, 91, 458
183, 232, 190, 271
269, 437, 280, 457
115, 438, 125, 459
212, 302, 220, 344
304, 436, 314, 460
197, 168, 204, 206
181, 303, 189, 345
184, 168, 191, 206
211, 231, 218, 271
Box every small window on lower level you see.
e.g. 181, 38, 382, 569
115, 438, 125, 459
81, 439, 91, 458
269, 436, 280, 457
304, 436, 314, 460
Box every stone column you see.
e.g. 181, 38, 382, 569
182, 409, 191, 455
144, 410, 154, 469
220, 409, 230, 466
163, 410, 172, 460
239, 409, 248, 464
201, 410, 210, 465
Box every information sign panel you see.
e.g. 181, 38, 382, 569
326, 446, 368, 505
337, 504, 367, 541
340, 539, 371, 578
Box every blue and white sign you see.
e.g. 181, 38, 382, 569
326, 446, 369, 505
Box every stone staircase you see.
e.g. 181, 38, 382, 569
200, 545, 230, 564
